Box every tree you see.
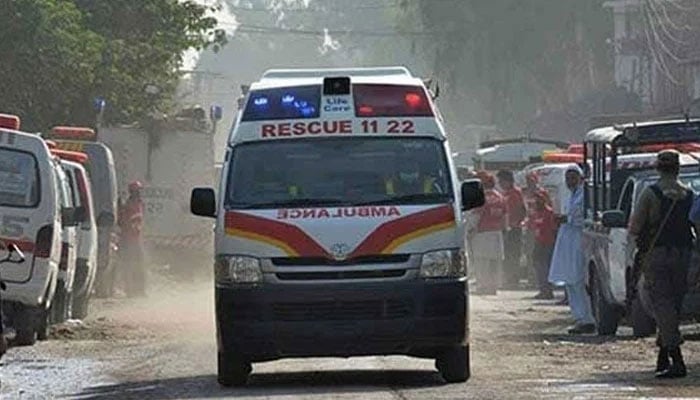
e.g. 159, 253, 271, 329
396, 0, 614, 138
72, 0, 226, 124
0, 0, 226, 131
0, 0, 103, 131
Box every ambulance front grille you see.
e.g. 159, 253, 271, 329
271, 254, 410, 267
272, 299, 414, 321
275, 269, 406, 281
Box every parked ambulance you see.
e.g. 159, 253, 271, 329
46, 127, 118, 298
0, 116, 61, 345
50, 149, 97, 319
191, 67, 484, 386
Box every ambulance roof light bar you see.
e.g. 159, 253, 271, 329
0, 113, 21, 130
262, 67, 411, 80
49, 126, 97, 141
50, 148, 89, 164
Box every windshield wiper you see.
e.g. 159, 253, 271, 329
233, 197, 347, 209
354, 193, 451, 206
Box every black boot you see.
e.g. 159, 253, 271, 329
656, 347, 687, 379
655, 347, 670, 373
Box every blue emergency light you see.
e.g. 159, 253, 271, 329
241, 85, 321, 122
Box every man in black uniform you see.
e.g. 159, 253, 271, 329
629, 150, 693, 378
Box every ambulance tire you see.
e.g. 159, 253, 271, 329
50, 286, 71, 325
217, 352, 251, 387
36, 307, 50, 341
590, 272, 620, 336
13, 307, 39, 346
72, 290, 90, 320
631, 296, 656, 338
436, 345, 471, 383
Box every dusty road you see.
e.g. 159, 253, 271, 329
1, 276, 699, 400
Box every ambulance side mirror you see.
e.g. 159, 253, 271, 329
601, 210, 626, 228
460, 179, 485, 211
191, 188, 216, 218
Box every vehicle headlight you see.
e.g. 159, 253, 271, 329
215, 255, 263, 283
419, 249, 466, 278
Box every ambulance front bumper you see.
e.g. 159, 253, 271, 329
215, 279, 468, 362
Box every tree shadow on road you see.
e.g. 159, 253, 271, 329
64, 369, 445, 399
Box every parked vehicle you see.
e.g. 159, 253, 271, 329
47, 127, 118, 297
191, 67, 484, 386
0, 122, 62, 345
1, 243, 25, 359
51, 150, 97, 319
583, 118, 700, 336
48, 156, 81, 324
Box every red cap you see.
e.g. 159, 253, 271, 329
129, 181, 143, 191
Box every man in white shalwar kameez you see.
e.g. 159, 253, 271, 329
548, 165, 596, 334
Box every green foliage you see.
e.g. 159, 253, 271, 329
397, 0, 613, 134
0, 0, 225, 131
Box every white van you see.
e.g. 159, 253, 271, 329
191, 67, 484, 386
57, 157, 97, 319
49, 158, 80, 324
0, 127, 62, 345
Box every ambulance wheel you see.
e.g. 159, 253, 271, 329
13, 307, 38, 346
50, 286, 70, 324
436, 345, 471, 383
590, 272, 620, 336
217, 352, 251, 387
72, 290, 90, 320
36, 306, 50, 341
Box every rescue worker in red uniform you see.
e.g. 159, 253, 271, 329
468, 171, 506, 295
497, 170, 527, 289
524, 191, 557, 299
522, 172, 552, 287
119, 181, 146, 297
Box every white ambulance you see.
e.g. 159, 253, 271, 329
0, 121, 62, 345
191, 67, 484, 386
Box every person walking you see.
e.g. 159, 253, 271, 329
525, 191, 557, 299
497, 170, 526, 289
548, 165, 595, 334
118, 181, 147, 297
629, 150, 693, 379
468, 171, 506, 295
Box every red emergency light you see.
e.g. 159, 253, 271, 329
50, 126, 96, 141
566, 144, 584, 154
0, 113, 21, 130
542, 152, 583, 163
638, 142, 700, 153
353, 84, 433, 117
50, 148, 89, 164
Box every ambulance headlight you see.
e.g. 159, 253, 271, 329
419, 249, 466, 278
215, 255, 263, 283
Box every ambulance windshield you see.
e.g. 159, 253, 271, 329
226, 137, 452, 209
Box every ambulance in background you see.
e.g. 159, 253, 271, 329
49, 149, 97, 319
191, 67, 484, 386
48, 154, 80, 324
45, 127, 118, 298
0, 115, 61, 345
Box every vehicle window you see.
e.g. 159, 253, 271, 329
0, 148, 40, 207
65, 168, 81, 207
55, 166, 74, 208
617, 180, 634, 221
226, 137, 453, 209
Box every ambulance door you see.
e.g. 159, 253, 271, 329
608, 179, 634, 304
